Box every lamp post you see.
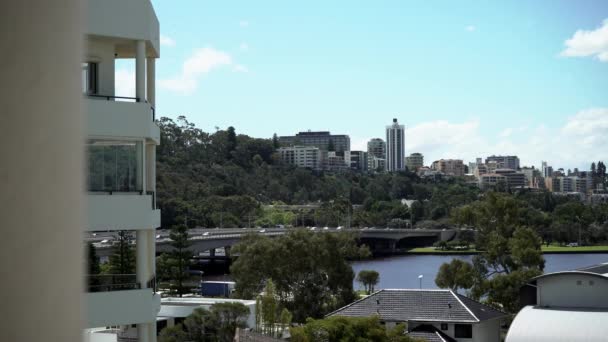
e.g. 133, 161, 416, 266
418, 275, 423, 289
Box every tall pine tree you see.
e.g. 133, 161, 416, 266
108, 230, 136, 274
168, 224, 192, 297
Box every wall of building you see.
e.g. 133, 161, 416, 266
537, 274, 608, 308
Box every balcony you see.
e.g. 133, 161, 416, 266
86, 287, 161, 328
87, 96, 160, 143
87, 192, 160, 231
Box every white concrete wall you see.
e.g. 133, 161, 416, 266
473, 319, 501, 342
537, 274, 608, 308
87, 194, 161, 231
87, 0, 160, 57
87, 290, 161, 328
88, 99, 160, 143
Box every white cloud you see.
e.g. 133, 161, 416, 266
240, 43, 249, 51
159, 47, 243, 94
115, 68, 135, 97
233, 64, 249, 73
239, 20, 249, 27
465, 25, 476, 32
561, 19, 608, 62
398, 109, 608, 170
160, 34, 176, 47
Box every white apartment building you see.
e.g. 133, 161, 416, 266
385, 118, 405, 172
278, 146, 322, 170
84, 1, 161, 341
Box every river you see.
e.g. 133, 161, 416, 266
351, 253, 608, 290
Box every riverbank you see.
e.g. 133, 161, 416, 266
406, 245, 608, 255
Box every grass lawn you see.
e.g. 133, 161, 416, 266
408, 245, 608, 254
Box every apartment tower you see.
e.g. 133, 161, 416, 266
85, 1, 161, 341
385, 118, 405, 172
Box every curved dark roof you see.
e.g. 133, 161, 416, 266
531, 271, 608, 282
328, 289, 506, 323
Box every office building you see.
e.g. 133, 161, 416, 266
367, 138, 386, 172
277, 146, 322, 170
406, 152, 424, 171
431, 159, 465, 177
485, 155, 520, 170
385, 118, 405, 172
495, 169, 527, 189
279, 130, 350, 152
479, 173, 507, 190
541, 161, 553, 178
84, 1, 161, 341
350, 151, 368, 171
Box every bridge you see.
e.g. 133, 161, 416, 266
90, 227, 457, 258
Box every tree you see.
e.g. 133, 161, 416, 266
356, 270, 380, 294
168, 224, 193, 296
435, 259, 474, 291
87, 242, 101, 275
290, 316, 418, 342
107, 230, 135, 274
272, 133, 280, 149
231, 230, 369, 322
158, 325, 188, 342
279, 308, 293, 337
210, 302, 251, 342
261, 279, 278, 336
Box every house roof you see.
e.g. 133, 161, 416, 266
327, 289, 507, 323
506, 306, 608, 342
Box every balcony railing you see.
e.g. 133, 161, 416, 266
86, 93, 156, 121
87, 274, 140, 292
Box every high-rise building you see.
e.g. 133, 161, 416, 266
84, 1, 161, 341
405, 152, 424, 171
279, 130, 350, 152
385, 118, 405, 172
431, 159, 465, 176
541, 161, 553, 178
350, 151, 368, 171
495, 169, 527, 189
278, 146, 322, 170
367, 138, 386, 172
485, 155, 520, 170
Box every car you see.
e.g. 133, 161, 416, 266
259, 229, 266, 233
100, 239, 109, 244
202, 232, 210, 236
336, 226, 342, 230
155, 234, 161, 239
567, 242, 579, 247
276, 224, 285, 229
323, 227, 329, 230
310, 227, 316, 230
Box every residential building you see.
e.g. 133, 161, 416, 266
385, 118, 405, 172
479, 173, 507, 190
84, 1, 161, 341
279, 130, 350, 152
495, 169, 527, 189
589, 190, 608, 205
541, 161, 553, 178
485, 155, 520, 170
322, 151, 349, 171
507, 263, 608, 342
350, 150, 368, 171
367, 138, 386, 172
329, 289, 507, 342
405, 152, 424, 171
486, 160, 499, 174
520, 167, 536, 187
277, 146, 321, 170
431, 159, 465, 176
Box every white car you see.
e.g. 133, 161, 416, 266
337, 226, 343, 230
259, 229, 266, 233
323, 227, 329, 230
202, 232, 210, 236
310, 227, 316, 231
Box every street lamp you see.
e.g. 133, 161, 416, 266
418, 275, 423, 289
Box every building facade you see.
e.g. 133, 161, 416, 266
479, 173, 507, 190
431, 159, 465, 177
279, 130, 350, 152
277, 146, 321, 170
495, 169, 527, 189
84, 1, 161, 341
367, 138, 386, 172
405, 152, 424, 171
485, 155, 520, 170
385, 118, 405, 172
350, 150, 368, 171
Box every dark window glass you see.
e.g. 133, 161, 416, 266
454, 324, 472, 338
82, 62, 98, 94
87, 140, 141, 192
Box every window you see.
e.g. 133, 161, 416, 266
87, 140, 142, 192
440, 323, 448, 331
454, 324, 472, 338
82, 62, 98, 94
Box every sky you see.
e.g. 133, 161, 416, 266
117, 0, 608, 170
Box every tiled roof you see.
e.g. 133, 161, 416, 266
328, 289, 506, 323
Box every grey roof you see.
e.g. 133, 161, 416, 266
328, 289, 506, 323
577, 262, 608, 275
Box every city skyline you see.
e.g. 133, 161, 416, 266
115, 0, 608, 170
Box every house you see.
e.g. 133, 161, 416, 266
328, 289, 507, 342
506, 262, 608, 342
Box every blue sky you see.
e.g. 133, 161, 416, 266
117, 0, 608, 170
